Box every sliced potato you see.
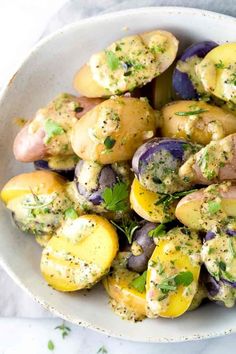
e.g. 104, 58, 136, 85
71, 96, 157, 164
146, 227, 201, 318
161, 100, 236, 145
41, 215, 119, 291
130, 178, 176, 223
103, 268, 146, 320
74, 30, 178, 97
0, 171, 66, 204
175, 184, 236, 230
197, 43, 236, 103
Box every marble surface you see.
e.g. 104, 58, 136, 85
0, 0, 236, 352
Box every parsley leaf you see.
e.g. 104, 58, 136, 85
148, 224, 166, 238
155, 189, 198, 209
55, 322, 71, 339
174, 271, 193, 286
104, 136, 116, 149
111, 218, 139, 244
48, 340, 54, 351
105, 50, 120, 70
97, 346, 108, 354
207, 200, 221, 214
175, 109, 208, 116
131, 271, 147, 293
157, 271, 193, 295
64, 208, 78, 220
44, 119, 65, 143
102, 182, 129, 212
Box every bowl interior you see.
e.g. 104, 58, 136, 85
0, 7, 236, 343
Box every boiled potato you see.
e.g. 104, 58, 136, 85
130, 178, 176, 223
197, 43, 236, 104
103, 268, 146, 321
74, 30, 178, 97
41, 215, 119, 291
0, 171, 74, 236
146, 227, 201, 318
175, 183, 236, 230
1, 170, 66, 204
161, 100, 236, 145
71, 96, 157, 164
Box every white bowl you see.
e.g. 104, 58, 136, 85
0, 6, 236, 343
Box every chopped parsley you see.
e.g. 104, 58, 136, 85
55, 322, 71, 339
215, 60, 226, 69
131, 271, 147, 293
148, 224, 166, 238
104, 136, 116, 149
175, 108, 208, 116
102, 182, 129, 212
64, 208, 78, 220
207, 200, 221, 214
47, 340, 54, 351
155, 189, 198, 209
157, 271, 193, 295
228, 238, 236, 258
111, 218, 139, 244
105, 50, 120, 70
44, 119, 65, 143
97, 346, 108, 354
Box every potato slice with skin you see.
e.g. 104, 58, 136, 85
130, 178, 176, 223
74, 30, 178, 97
161, 100, 236, 145
103, 268, 146, 320
175, 183, 236, 231
0, 170, 66, 204
41, 215, 119, 291
146, 227, 201, 318
71, 96, 157, 164
197, 43, 236, 104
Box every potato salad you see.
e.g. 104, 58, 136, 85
1, 30, 236, 321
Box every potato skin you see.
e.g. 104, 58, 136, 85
74, 30, 178, 97
175, 184, 236, 230
13, 94, 103, 163
161, 100, 236, 145
71, 96, 157, 164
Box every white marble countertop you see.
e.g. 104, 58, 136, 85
0, 0, 236, 352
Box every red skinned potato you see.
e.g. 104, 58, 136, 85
179, 134, 236, 185
13, 93, 103, 162
175, 183, 236, 230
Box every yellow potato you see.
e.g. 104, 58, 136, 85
41, 215, 119, 291
74, 30, 178, 97
161, 100, 236, 145
197, 43, 236, 104
146, 227, 201, 318
71, 96, 157, 164
0, 170, 66, 204
103, 268, 146, 320
130, 178, 176, 223
175, 184, 236, 230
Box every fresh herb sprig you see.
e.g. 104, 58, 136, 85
97, 346, 108, 354
102, 182, 129, 212
148, 224, 166, 238
55, 322, 71, 339
157, 271, 193, 295
155, 189, 198, 209
111, 218, 139, 244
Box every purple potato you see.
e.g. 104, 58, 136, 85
173, 41, 218, 99
132, 137, 201, 194
205, 231, 216, 241
34, 160, 75, 181
75, 160, 128, 207
127, 222, 156, 273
